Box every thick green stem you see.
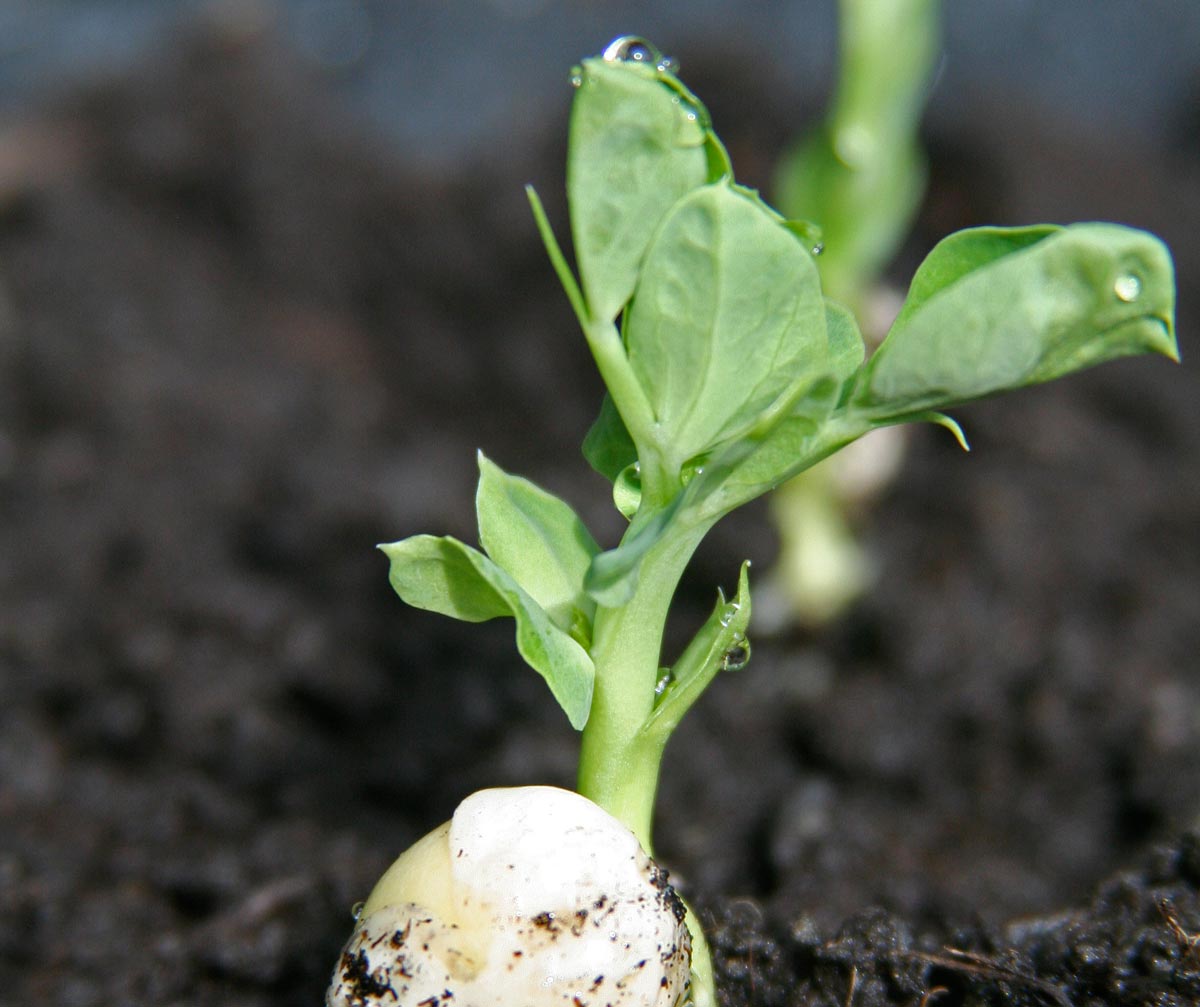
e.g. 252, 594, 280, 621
576, 515, 712, 853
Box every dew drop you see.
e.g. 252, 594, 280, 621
351, 901, 365, 921
656, 54, 679, 75
655, 669, 674, 696
603, 36, 661, 66
811, 243, 825, 257
569, 65, 583, 88
686, 100, 705, 125
721, 639, 752, 672
1114, 273, 1141, 302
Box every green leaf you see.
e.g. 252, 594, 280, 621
568, 56, 716, 323
380, 534, 511, 623
475, 453, 600, 634
584, 497, 685, 606
852, 223, 1178, 419
625, 181, 829, 469
582, 394, 638, 482
690, 376, 850, 518
887, 225, 1058, 333
640, 561, 752, 743
824, 299, 867, 382
381, 536, 595, 729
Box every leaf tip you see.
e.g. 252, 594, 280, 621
567, 703, 591, 732
931, 412, 969, 453
921, 412, 970, 451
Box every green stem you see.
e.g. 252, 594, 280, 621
576, 515, 712, 853
525, 185, 665, 491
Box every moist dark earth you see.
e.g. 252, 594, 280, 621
1, 25, 1199, 1007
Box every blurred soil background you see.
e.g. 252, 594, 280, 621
1, 2, 1199, 1004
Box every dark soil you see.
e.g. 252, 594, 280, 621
2, 24, 1198, 1007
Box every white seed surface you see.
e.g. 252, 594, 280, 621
326, 786, 692, 1007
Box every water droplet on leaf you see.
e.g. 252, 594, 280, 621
655, 669, 674, 696
1114, 273, 1141, 302
603, 36, 661, 66
671, 95, 700, 123
569, 65, 583, 88
721, 639, 751, 672
811, 243, 825, 256
351, 901, 365, 921
656, 54, 679, 75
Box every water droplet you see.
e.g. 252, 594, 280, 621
351, 901, 365, 921
786, 219, 823, 252
1114, 273, 1141, 302
656, 54, 679, 75
721, 639, 751, 672
569, 65, 583, 88
603, 36, 661, 66
670, 95, 700, 123
655, 669, 674, 696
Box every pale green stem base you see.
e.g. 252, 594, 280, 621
575, 513, 719, 1007
576, 515, 712, 850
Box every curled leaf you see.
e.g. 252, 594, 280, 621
381, 536, 595, 729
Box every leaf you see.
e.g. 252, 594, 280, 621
568, 57, 715, 323
381, 536, 595, 729
690, 376, 848, 518
582, 394, 638, 482
625, 181, 829, 468
887, 225, 1058, 333
823, 299, 867, 383
584, 496, 686, 607
380, 534, 511, 623
852, 223, 1178, 419
640, 561, 752, 743
475, 453, 600, 634
673, 305, 863, 519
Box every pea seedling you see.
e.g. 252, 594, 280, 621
766, 0, 940, 626
327, 36, 1177, 1007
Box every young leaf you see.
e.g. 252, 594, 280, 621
475, 453, 600, 634
381, 536, 595, 729
380, 534, 511, 623
692, 302, 865, 516
689, 377, 851, 518
823, 299, 868, 382
584, 495, 688, 607
582, 394, 638, 482
640, 561, 752, 745
625, 181, 828, 469
851, 223, 1178, 419
568, 56, 715, 323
